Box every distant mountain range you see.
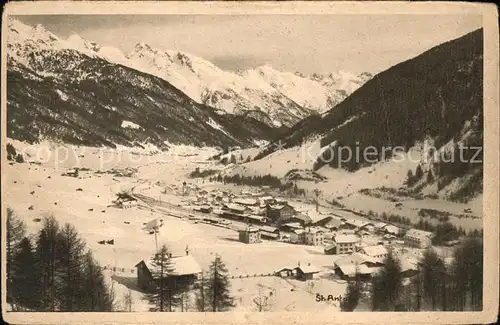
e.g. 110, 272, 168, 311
8, 18, 372, 128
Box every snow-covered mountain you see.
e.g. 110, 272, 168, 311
121, 46, 372, 125
6, 18, 285, 149
241, 66, 372, 113
120, 43, 314, 127
8, 18, 371, 127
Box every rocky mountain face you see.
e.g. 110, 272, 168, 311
6, 19, 285, 149
255, 29, 483, 202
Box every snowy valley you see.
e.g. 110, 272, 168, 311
4, 16, 485, 315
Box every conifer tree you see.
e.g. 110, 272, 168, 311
6, 208, 26, 305
11, 237, 40, 310
144, 245, 180, 312
205, 255, 234, 312
371, 251, 403, 311
56, 223, 87, 311
36, 215, 60, 311
451, 237, 483, 311
420, 248, 446, 310
415, 164, 424, 179
427, 169, 434, 183
81, 250, 115, 311
341, 266, 361, 311
229, 154, 237, 165
406, 169, 415, 186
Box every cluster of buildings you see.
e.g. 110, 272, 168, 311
190, 187, 440, 285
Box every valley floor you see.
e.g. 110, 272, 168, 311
3, 140, 482, 312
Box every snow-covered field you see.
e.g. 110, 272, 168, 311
3, 139, 482, 311
226, 144, 483, 230
3, 141, 346, 312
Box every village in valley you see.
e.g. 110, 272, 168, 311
4, 12, 486, 315
5, 138, 483, 312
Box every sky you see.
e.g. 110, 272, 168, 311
14, 14, 483, 75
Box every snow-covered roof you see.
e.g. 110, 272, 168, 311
261, 231, 279, 238
405, 229, 434, 239
334, 252, 380, 267
336, 264, 356, 277
358, 264, 381, 275
345, 219, 372, 228
325, 218, 343, 229
169, 255, 202, 276
247, 215, 267, 222
239, 227, 260, 233
139, 255, 201, 277
334, 234, 359, 244
233, 198, 258, 206
260, 225, 278, 233
223, 203, 247, 212
296, 264, 320, 274
270, 204, 288, 210
284, 222, 303, 229
305, 227, 324, 234
374, 222, 387, 229
384, 225, 400, 235
293, 214, 312, 223
361, 245, 388, 257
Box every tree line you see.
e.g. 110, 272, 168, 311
6, 143, 24, 163
207, 172, 307, 197
340, 237, 483, 312
189, 167, 219, 179
366, 209, 479, 244
208, 173, 282, 189
145, 246, 235, 312
7, 208, 114, 311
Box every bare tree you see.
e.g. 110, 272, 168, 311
123, 289, 133, 312
253, 287, 274, 312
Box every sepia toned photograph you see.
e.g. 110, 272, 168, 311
1, 1, 498, 324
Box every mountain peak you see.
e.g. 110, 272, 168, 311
133, 42, 155, 53
65, 33, 101, 54
67, 33, 85, 42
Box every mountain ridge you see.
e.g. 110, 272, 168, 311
7, 18, 372, 128
6, 18, 287, 149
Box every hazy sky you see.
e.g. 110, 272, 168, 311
15, 14, 482, 75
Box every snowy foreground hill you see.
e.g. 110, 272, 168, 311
7, 18, 372, 130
